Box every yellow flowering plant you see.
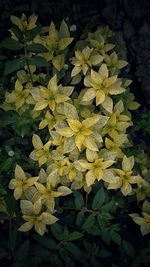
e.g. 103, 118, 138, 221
2, 13, 149, 244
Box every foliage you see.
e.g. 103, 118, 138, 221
0, 9, 150, 267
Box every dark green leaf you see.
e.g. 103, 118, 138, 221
67, 231, 83, 241
51, 223, 64, 241
11, 25, 22, 40
64, 242, 81, 259
123, 240, 135, 257
26, 26, 42, 40
82, 214, 95, 231
92, 187, 105, 210
1, 38, 23, 50
33, 235, 56, 250
4, 59, 24, 75
15, 240, 30, 261
110, 231, 121, 245
99, 249, 112, 258
74, 191, 84, 209
0, 185, 7, 196
76, 211, 84, 226
27, 43, 48, 53
28, 56, 48, 67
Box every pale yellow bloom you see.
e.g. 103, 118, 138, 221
130, 200, 150, 235
107, 156, 143, 196
32, 75, 73, 112
30, 134, 52, 166
71, 46, 103, 76
82, 64, 125, 112
18, 199, 58, 236
9, 165, 38, 200
56, 115, 102, 151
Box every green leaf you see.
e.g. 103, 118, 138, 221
82, 214, 95, 231
99, 249, 112, 258
26, 26, 42, 40
51, 223, 64, 241
28, 56, 49, 67
101, 200, 114, 212
1, 38, 23, 50
122, 240, 135, 257
0, 185, 7, 196
15, 240, 30, 261
92, 187, 106, 210
74, 191, 84, 209
64, 242, 81, 259
67, 232, 83, 241
33, 235, 56, 250
110, 231, 121, 245
76, 211, 84, 226
27, 43, 48, 53
4, 59, 24, 75
11, 25, 22, 39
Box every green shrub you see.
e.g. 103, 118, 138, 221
0, 14, 150, 267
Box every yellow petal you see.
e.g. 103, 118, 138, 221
52, 54, 64, 71
57, 186, 72, 196
83, 136, 98, 151
14, 187, 23, 200
35, 222, 46, 236
18, 222, 33, 232
58, 37, 73, 50
82, 115, 101, 128
32, 134, 43, 150
75, 133, 85, 151
96, 90, 105, 105
82, 88, 96, 102
101, 96, 113, 113
55, 94, 69, 103
48, 75, 58, 93
15, 165, 26, 181
57, 127, 74, 137
33, 199, 42, 215
121, 181, 132, 196
86, 170, 96, 187
20, 200, 33, 215
67, 119, 82, 132
99, 64, 108, 78
122, 155, 133, 172
34, 100, 48, 111
64, 102, 78, 119
41, 212, 58, 224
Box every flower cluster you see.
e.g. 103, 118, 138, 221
3, 15, 149, 236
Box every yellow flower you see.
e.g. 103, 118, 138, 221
87, 30, 115, 55
32, 75, 73, 112
107, 156, 143, 196
18, 199, 58, 236
34, 182, 62, 212
105, 137, 124, 158
30, 134, 52, 166
71, 46, 103, 76
34, 20, 73, 70
9, 165, 38, 200
56, 115, 102, 151
10, 14, 38, 32
82, 64, 125, 112
104, 52, 128, 74
130, 200, 150, 235
39, 111, 65, 132
4, 79, 30, 111
74, 156, 115, 187
102, 107, 132, 138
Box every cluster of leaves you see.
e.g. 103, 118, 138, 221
0, 12, 150, 267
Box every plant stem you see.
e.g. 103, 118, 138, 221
23, 37, 34, 85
